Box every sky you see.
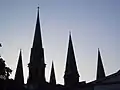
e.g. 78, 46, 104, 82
0, 0, 120, 84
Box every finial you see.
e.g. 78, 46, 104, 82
20, 48, 22, 51
98, 48, 100, 52
69, 31, 71, 35
37, 6, 40, 15
37, 4, 40, 11
37, 6, 39, 10
52, 60, 54, 65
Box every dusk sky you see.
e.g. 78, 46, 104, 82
0, 0, 120, 84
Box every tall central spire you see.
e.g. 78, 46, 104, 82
27, 7, 46, 86
64, 33, 79, 87
32, 7, 43, 50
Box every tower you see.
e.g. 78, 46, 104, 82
64, 33, 79, 87
96, 48, 106, 80
49, 61, 56, 85
27, 7, 46, 87
14, 49, 24, 85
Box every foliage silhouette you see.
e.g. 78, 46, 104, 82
0, 57, 12, 79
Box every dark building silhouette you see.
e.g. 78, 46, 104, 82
0, 8, 120, 90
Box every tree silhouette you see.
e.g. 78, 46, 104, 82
0, 57, 12, 80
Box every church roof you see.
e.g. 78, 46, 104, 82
88, 70, 120, 86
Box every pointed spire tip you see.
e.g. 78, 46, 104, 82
37, 6, 39, 10
98, 48, 100, 51
52, 61, 54, 67
37, 6, 40, 14
52, 60, 53, 63
69, 31, 71, 36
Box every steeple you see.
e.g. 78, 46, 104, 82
27, 7, 46, 86
14, 49, 24, 85
32, 7, 43, 52
64, 33, 79, 86
50, 61, 56, 85
96, 48, 106, 80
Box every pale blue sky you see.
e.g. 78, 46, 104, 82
0, 0, 120, 84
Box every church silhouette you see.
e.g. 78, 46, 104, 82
0, 8, 120, 90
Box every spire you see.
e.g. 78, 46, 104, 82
64, 33, 79, 86
50, 61, 56, 85
30, 7, 45, 64
96, 48, 106, 80
32, 7, 43, 52
27, 7, 46, 85
14, 49, 24, 85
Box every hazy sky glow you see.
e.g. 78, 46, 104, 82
0, 0, 120, 84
